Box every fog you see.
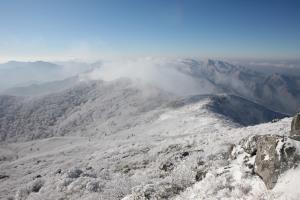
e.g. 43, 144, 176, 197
1, 57, 300, 99
82, 57, 212, 96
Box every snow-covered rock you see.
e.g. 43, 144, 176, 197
231, 134, 300, 189
254, 134, 284, 189
290, 113, 300, 141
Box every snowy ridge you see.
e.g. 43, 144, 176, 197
0, 88, 296, 199
0, 79, 286, 142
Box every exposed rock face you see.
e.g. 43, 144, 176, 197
290, 113, 300, 141
233, 134, 300, 190
254, 135, 282, 189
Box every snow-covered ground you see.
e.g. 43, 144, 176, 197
1, 57, 299, 200
1, 95, 298, 200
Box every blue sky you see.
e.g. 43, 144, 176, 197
0, 0, 299, 61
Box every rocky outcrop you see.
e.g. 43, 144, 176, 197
254, 135, 283, 189
232, 134, 300, 189
290, 113, 300, 141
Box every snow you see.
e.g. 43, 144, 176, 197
276, 138, 285, 161
1, 99, 296, 199
0, 72, 298, 199
273, 167, 300, 200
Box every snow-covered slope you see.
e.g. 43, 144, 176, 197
0, 78, 173, 142
0, 58, 299, 200
83, 58, 300, 114
204, 94, 288, 126
0, 78, 287, 142
2, 58, 300, 114
176, 59, 300, 114
0, 96, 297, 199
0, 77, 295, 199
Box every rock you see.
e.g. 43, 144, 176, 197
233, 134, 300, 190
254, 135, 282, 189
280, 140, 300, 171
290, 113, 300, 141
239, 135, 259, 156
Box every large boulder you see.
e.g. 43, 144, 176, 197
254, 135, 283, 189
290, 113, 300, 141
233, 134, 300, 190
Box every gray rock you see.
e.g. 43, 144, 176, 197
290, 113, 300, 141
234, 134, 300, 190
254, 135, 282, 189
254, 135, 300, 189
280, 140, 300, 172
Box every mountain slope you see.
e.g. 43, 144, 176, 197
0, 58, 299, 199
1, 76, 79, 96
0, 95, 294, 199
205, 94, 288, 126
174, 59, 300, 114
84, 58, 300, 114
0, 79, 288, 142
0, 78, 173, 142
